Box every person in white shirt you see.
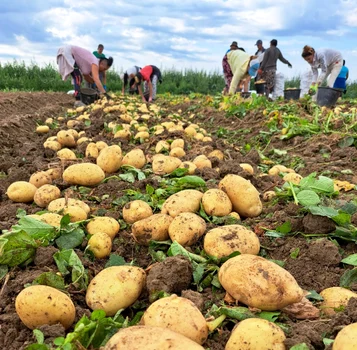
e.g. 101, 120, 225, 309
301, 45, 343, 88
120, 66, 141, 95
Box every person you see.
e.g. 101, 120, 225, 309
133, 65, 162, 102
57, 45, 113, 107
255, 40, 265, 57
90, 44, 107, 90
333, 60, 349, 94
120, 66, 142, 95
222, 41, 239, 94
301, 45, 343, 88
93, 44, 106, 59
258, 39, 292, 97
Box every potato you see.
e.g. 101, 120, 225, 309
48, 198, 90, 215
44, 140, 62, 151
240, 163, 254, 175
33, 213, 63, 227
114, 129, 131, 139
195, 133, 204, 140
63, 205, 88, 222
29, 171, 52, 188
204, 225, 260, 259
86, 217, 120, 240
103, 326, 205, 350
66, 128, 79, 139
132, 214, 173, 245
86, 266, 146, 316
96, 141, 108, 151
202, 136, 212, 142
77, 137, 90, 145
57, 130, 76, 147
97, 145, 123, 173
141, 295, 208, 344
333, 322, 357, 350
135, 131, 150, 140
320, 287, 357, 316
268, 165, 292, 176
6, 181, 37, 202
123, 200, 153, 224
219, 175, 262, 218
45, 168, 62, 181
87, 232, 112, 258
122, 149, 146, 169
219, 254, 304, 310
179, 161, 197, 175
171, 139, 184, 149
57, 148, 77, 160
67, 120, 80, 128
45, 118, 53, 124
15, 285, 75, 330
201, 189, 232, 216
283, 173, 302, 185
170, 147, 186, 158
263, 191, 276, 201
152, 154, 182, 175
185, 126, 197, 137
229, 212, 241, 220
155, 140, 170, 153
208, 149, 224, 160
161, 190, 203, 217
63, 163, 105, 186
36, 125, 50, 134
225, 318, 286, 350
85, 142, 99, 159
193, 155, 212, 169
34, 184, 61, 208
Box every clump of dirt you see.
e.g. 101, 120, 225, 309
146, 256, 193, 294
181, 290, 205, 311
204, 330, 231, 350
303, 213, 336, 234
33, 246, 58, 268
38, 324, 66, 345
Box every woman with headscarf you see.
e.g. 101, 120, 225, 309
120, 66, 142, 95
133, 65, 162, 102
57, 45, 113, 107
301, 45, 343, 88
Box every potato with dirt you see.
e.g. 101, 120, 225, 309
62, 205, 88, 222
168, 212, 206, 246
87, 232, 112, 258
86, 266, 146, 316
15, 285, 76, 330
86, 216, 120, 240
56, 130, 76, 147
6, 181, 37, 203
225, 318, 286, 350
333, 322, 357, 350
219, 174, 262, 218
29, 212, 63, 227
179, 161, 197, 175
85, 142, 99, 158
123, 200, 153, 224
63, 163, 105, 186
132, 214, 173, 245
96, 145, 123, 173
104, 326, 205, 350
152, 154, 182, 175
122, 149, 146, 169
320, 287, 357, 316
141, 295, 208, 344
193, 155, 212, 169
204, 225, 260, 258
201, 189, 232, 216
219, 254, 304, 310
161, 189, 203, 217
57, 148, 77, 160
48, 197, 90, 215
29, 171, 52, 188
34, 184, 61, 208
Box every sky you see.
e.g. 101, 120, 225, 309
0, 0, 356, 80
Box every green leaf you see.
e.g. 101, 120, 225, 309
60, 214, 71, 227
340, 202, 357, 215
258, 311, 280, 322
333, 212, 351, 226
32, 272, 66, 290
338, 136, 354, 148
308, 205, 338, 218
290, 247, 300, 259
175, 176, 206, 188
55, 227, 85, 250
290, 344, 310, 350
323, 338, 334, 346
300, 173, 335, 193
340, 268, 357, 288
0, 265, 8, 281
33, 329, 45, 344
53, 337, 65, 346
220, 306, 256, 320
168, 167, 189, 177
16, 208, 27, 219
146, 184, 155, 195
342, 254, 357, 266
269, 259, 285, 267
193, 263, 206, 285
90, 309, 107, 321
296, 190, 320, 206
276, 221, 292, 234
25, 345, 49, 350
105, 254, 127, 267
306, 290, 324, 301
211, 274, 221, 288
273, 149, 287, 156
167, 241, 207, 264
119, 173, 136, 183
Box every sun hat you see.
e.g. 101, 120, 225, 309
255, 39, 263, 46
230, 41, 238, 47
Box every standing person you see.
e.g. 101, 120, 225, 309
226, 49, 252, 94
222, 41, 239, 94
133, 65, 162, 102
255, 40, 265, 57
91, 44, 107, 90
301, 46, 343, 88
120, 66, 142, 95
57, 45, 113, 107
333, 60, 349, 94
258, 39, 292, 97
93, 44, 106, 59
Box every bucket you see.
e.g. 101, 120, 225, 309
80, 88, 98, 105
255, 82, 266, 94
316, 87, 341, 107
284, 89, 301, 100
240, 92, 251, 99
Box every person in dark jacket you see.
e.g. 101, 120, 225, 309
120, 66, 142, 95
134, 65, 162, 102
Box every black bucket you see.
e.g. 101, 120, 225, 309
284, 89, 301, 100
80, 88, 98, 105
255, 82, 266, 94
316, 87, 341, 107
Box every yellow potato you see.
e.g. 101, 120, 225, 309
29, 171, 52, 188
195, 133, 204, 140
240, 163, 254, 175
179, 161, 197, 175
66, 128, 79, 139
283, 173, 302, 185
219, 175, 262, 218
268, 165, 294, 176
193, 155, 212, 169
155, 140, 170, 153
333, 322, 357, 350
171, 139, 185, 149
63, 163, 105, 186
132, 214, 173, 245
48, 198, 90, 215
114, 129, 131, 139
185, 126, 197, 137
45, 168, 62, 181
161, 190, 203, 217
6, 181, 37, 203
219, 254, 304, 310
204, 225, 260, 259
263, 191, 276, 201
77, 137, 90, 145
208, 150, 224, 160
103, 326, 205, 350
122, 149, 146, 169
123, 200, 153, 224
32, 213, 63, 227
96, 141, 108, 151
63, 205, 88, 222
45, 118, 53, 124
169, 213, 206, 246
34, 184, 61, 208
36, 125, 50, 134
141, 295, 208, 344
202, 136, 212, 142
225, 318, 286, 350
57, 148, 77, 160
170, 147, 186, 158
134, 131, 150, 140
44, 140, 62, 151
152, 154, 182, 175
320, 287, 357, 316
201, 189, 232, 216
85, 142, 99, 159
15, 285, 75, 330
86, 217, 120, 240
229, 212, 241, 220
86, 266, 146, 316
87, 232, 112, 258
97, 145, 123, 173
67, 120, 80, 128
57, 130, 76, 147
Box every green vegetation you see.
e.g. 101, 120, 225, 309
0, 60, 356, 98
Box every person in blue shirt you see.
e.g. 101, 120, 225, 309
333, 60, 349, 94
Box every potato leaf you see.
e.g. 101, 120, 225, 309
0, 265, 8, 281
308, 205, 338, 218
105, 254, 127, 267
306, 290, 324, 301
167, 241, 207, 263
31, 272, 66, 291
119, 172, 135, 183
55, 226, 85, 250
290, 344, 310, 350
342, 254, 357, 266
296, 190, 320, 206
340, 268, 357, 288
175, 175, 206, 189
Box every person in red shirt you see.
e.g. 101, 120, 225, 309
134, 65, 162, 102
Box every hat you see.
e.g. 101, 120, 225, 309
230, 41, 238, 47
255, 40, 263, 46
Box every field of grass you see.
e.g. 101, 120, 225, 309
0, 60, 356, 98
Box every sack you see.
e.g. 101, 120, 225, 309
272, 72, 284, 100
300, 69, 313, 97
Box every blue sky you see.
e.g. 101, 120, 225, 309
0, 0, 356, 80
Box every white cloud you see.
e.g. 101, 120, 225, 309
158, 17, 193, 33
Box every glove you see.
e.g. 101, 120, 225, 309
288, 63, 292, 68
103, 85, 107, 91
257, 69, 263, 75
104, 93, 112, 100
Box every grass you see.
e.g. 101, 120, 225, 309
0, 60, 356, 98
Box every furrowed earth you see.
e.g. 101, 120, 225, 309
1, 91, 357, 349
